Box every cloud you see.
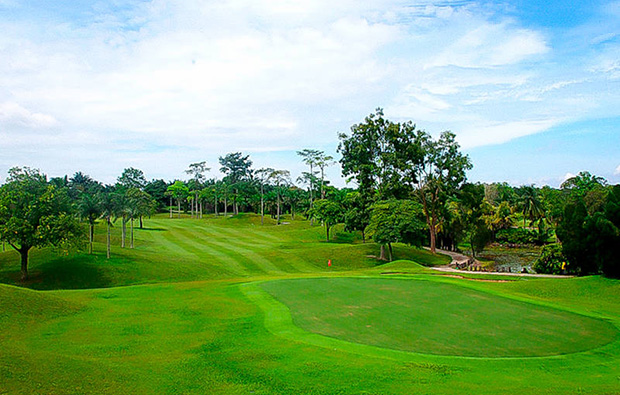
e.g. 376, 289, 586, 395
0, 0, 618, 184
427, 24, 548, 69
615, 165, 620, 175
0, 102, 58, 129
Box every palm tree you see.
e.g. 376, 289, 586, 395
77, 193, 101, 254
166, 181, 189, 219
518, 186, 544, 228
255, 168, 274, 225
98, 192, 117, 259
269, 170, 291, 225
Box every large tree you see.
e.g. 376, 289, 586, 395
338, 109, 413, 255
405, 130, 472, 254
0, 167, 82, 280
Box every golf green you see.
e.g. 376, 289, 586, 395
260, 277, 619, 358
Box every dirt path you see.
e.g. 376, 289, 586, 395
428, 247, 571, 279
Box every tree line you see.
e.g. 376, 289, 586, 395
0, 109, 618, 280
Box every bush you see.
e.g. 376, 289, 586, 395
495, 228, 537, 245
533, 243, 566, 274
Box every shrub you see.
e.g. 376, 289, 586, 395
533, 243, 566, 274
495, 228, 537, 245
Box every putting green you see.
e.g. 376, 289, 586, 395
259, 277, 618, 358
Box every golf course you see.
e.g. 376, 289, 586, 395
1, 214, 619, 394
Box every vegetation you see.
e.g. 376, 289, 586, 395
0, 167, 82, 279
1, 215, 619, 394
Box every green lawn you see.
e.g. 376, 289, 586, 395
1, 214, 619, 394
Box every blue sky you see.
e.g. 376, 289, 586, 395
0, 0, 618, 187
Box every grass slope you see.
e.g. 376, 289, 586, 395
0, 214, 619, 394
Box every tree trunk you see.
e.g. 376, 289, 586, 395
379, 245, 386, 260
121, 216, 127, 248
388, 243, 393, 262
106, 219, 111, 259
326, 223, 330, 242
260, 187, 264, 225
214, 196, 218, 216
428, 212, 438, 254
177, 198, 181, 219
224, 197, 228, 216
199, 201, 203, 219
276, 193, 281, 225
89, 223, 94, 254
20, 247, 30, 281
130, 218, 134, 249
169, 196, 173, 218
139, 216, 143, 229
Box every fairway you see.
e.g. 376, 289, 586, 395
1, 215, 620, 394
260, 277, 618, 357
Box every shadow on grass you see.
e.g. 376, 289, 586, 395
0, 254, 113, 290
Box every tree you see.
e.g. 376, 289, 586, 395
268, 169, 291, 225
406, 131, 472, 254
338, 109, 406, 201
454, 183, 493, 257
255, 168, 275, 225
77, 192, 101, 254
68, 171, 102, 197
185, 161, 210, 218
167, 181, 189, 219
98, 191, 117, 259
297, 149, 321, 211
219, 152, 253, 215
144, 179, 170, 212
284, 186, 304, 221
126, 188, 156, 230
338, 109, 416, 254
117, 167, 147, 190
0, 167, 83, 279
365, 200, 426, 261
343, 191, 371, 242
308, 199, 344, 242
557, 180, 620, 277
120, 188, 155, 248
516, 185, 544, 227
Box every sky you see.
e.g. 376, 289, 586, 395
0, 0, 619, 187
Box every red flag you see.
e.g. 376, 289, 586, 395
328, 259, 332, 267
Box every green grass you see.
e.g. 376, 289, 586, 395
259, 277, 617, 357
1, 213, 619, 394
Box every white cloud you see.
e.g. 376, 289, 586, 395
0, 102, 58, 129
0, 0, 618, 184
615, 165, 620, 175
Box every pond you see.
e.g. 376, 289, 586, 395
478, 244, 541, 273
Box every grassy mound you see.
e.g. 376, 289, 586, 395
260, 277, 618, 357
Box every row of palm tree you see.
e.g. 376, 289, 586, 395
76, 187, 156, 258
